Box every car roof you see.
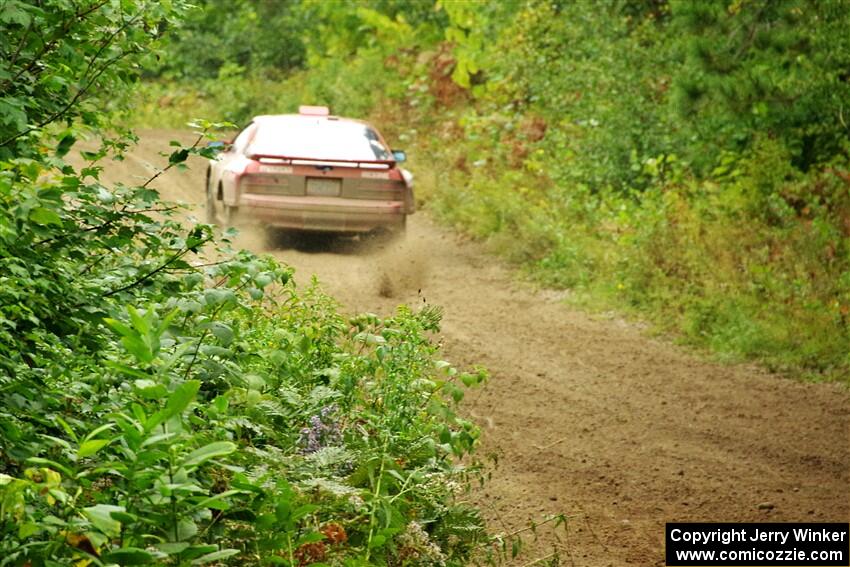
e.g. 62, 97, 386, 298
245, 114, 395, 163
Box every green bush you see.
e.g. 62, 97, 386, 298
0, 1, 496, 564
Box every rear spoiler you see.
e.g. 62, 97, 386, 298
250, 154, 396, 167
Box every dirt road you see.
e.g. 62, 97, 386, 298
99, 130, 850, 565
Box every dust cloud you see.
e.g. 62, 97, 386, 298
250, 228, 431, 304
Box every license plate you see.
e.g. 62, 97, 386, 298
259, 165, 293, 174
362, 171, 390, 179
306, 177, 341, 197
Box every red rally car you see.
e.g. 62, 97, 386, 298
205, 106, 414, 234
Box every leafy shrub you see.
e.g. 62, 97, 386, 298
0, 1, 495, 564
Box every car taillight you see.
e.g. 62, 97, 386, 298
346, 179, 406, 201
241, 174, 302, 196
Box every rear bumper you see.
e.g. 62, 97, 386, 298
238, 194, 408, 233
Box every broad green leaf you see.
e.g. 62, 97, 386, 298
131, 404, 148, 427
460, 372, 479, 387
0, 98, 26, 130
165, 380, 201, 416
0, 4, 31, 26
133, 379, 168, 399
121, 335, 153, 364
181, 441, 236, 468
148, 380, 200, 430
25, 457, 73, 478
191, 489, 245, 510
292, 504, 319, 521
104, 318, 134, 338
156, 542, 189, 555
255, 273, 273, 288
29, 207, 62, 227
368, 534, 386, 548
210, 322, 233, 345
244, 374, 265, 391
141, 432, 178, 448
169, 148, 189, 165
109, 511, 138, 524
55, 134, 76, 157
127, 306, 151, 336
39, 434, 72, 451
42, 484, 68, 505
176, 517, 198, 541
77, 438, 111, 459
54, 416, 78, 442
105, 316, 153, 363
83, 504, 125, 537
18, 522, 39, 539
87, 530, 108, 551
83, 423, 115, 442
104, 361, 151, 380
198, 344, 231, 357
191, 549, 239, 565
181, 544, 217, 559
203, 288, 235, 306
101, 548, 155, 565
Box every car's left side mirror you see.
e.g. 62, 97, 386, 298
392, 149, 407, 163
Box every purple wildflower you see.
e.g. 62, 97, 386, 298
298, 404, 341, 454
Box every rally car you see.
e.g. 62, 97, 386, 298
205, 106, 414, 234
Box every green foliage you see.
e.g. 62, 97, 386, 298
0, 242, 489, 563
0, 1, 494, 564
133, 0, 440, 127
470, 0, 676, 192
0, 0, 189, 160
151, 0, 308, 80
671, 0, 850, 172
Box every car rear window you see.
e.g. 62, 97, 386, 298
248, 117, 392, 162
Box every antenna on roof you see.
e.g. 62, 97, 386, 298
298, 105, 330, 116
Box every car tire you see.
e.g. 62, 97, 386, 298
386, 215, 407, 241
222, 204, 239, 229
205, 174, 218, 224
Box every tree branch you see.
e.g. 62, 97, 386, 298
0, 0, 111, 92
5, 21, 33, 69
0, 46, 134, 147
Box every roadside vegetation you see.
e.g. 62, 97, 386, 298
137, 0, 850, 382
0, 1, 503, 565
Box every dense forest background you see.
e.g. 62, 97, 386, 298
138, 0, 850, 380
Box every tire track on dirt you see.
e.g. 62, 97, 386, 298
96, 130, 850, 565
